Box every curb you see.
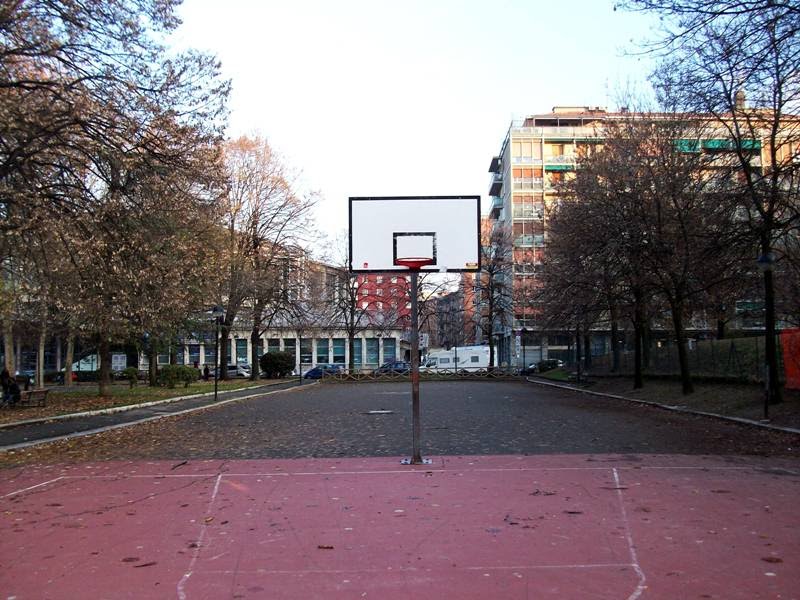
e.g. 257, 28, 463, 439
526, 377, 800, 436
0, 381, 290, 430
0, 382, 315, 453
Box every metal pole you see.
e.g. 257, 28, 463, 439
410, 270, 424, 464
214, 317, 220, 403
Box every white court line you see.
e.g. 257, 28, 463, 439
195, 563, 637, 576
613, 468, 647, 600
1, 476, 65, 499
177, 473, 223, 600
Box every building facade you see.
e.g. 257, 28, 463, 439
488, 105, 784, 367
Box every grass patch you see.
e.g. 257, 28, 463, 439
538, 368, 570, 382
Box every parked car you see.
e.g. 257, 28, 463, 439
303, 364, 343, 379
213, 364, 251, 378
537, 359, 565, 373
373, 361, 411, 375
519, 363, 538, 375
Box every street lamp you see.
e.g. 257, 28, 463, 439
211, 306, 224, 403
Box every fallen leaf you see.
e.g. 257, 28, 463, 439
317, 545, 334, 550
204, 516, 214, 523
761, 557, 783, 563
134, 561, 157, 568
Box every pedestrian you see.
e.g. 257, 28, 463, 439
203, 365, 210, 381
1, 367, 9, 396
5, 377, 20, 407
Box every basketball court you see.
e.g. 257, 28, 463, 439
2, 454, 798, 599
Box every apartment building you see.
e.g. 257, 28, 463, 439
487, 104, 782, 367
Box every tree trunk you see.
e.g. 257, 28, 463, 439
583, 332, 592, 370
3, 316, 14, 373
610, 315, 620, 373
348, 334, 356, 372
220, 324, 230, 380
642, 320, 651, 369
575, 325, 582, 383
250, 325, 260, 381
37, 323, 46, 390
98, 337, 112, 396
64, 334, 75, 388
717, 318, 726, 340
148, 349, 158, 387
762, 264, 783, 405
55, 335, 62, 371
633, 292, 644, 390
670, 300, 694, 395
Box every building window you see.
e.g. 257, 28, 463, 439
383, 338, 396, 361
353, 338, 362, 366
391, 276, 397, 284
204, 345, 216, 366
188, 344, 200, 366
362, 288, 368, 296
300, 338, 313, 364
283, 339, 296, 361
235, 339, 248, 364
316, 338, 329, 364
366, 338, 379, 365
362, 301, 369, 309
268, 338, 280, 353
332, 338, 346, 364
376, 288, 383, 296
376, 276, 383, 283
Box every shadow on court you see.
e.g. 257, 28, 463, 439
2, 454, 798, 599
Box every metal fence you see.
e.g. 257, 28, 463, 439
590, 336, 782, 382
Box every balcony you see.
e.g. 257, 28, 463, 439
488, 173, 503, 196
512, 206, 544, 220
544, 155, 576, 164
512, 177, 544, 190
512, 156, 543, 165
513, 234, 545, 247
489, 195, 503, 218
488, 156, 502, 173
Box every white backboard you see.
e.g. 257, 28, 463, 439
349, 196, 481, 273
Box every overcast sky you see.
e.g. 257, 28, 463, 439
173, 0, 657, 240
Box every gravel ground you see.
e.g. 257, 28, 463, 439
575, 376, 800, 429
1, 380, 798, 468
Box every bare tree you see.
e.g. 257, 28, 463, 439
622, 0, 800, 403
474, 222, 514, 368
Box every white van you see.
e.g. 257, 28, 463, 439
423, 345, 493, 372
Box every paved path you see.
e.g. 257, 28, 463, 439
0, 380, 302, 450
2, 380, 795, 463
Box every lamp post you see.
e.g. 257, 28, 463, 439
756, 252, 781, 419
211, 306, 224, 404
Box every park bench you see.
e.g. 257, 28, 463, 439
17, 388, 49, 408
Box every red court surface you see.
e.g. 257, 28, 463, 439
1, 454, 798, 599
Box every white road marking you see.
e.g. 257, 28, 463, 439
613, 468, 647, 600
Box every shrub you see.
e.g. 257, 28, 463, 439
157, 365, 181, 388
260, 351, 295, 378
178, 365, 199, 387
121, 367, 139, 388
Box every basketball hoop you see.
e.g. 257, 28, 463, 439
394, 257, 434, 271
